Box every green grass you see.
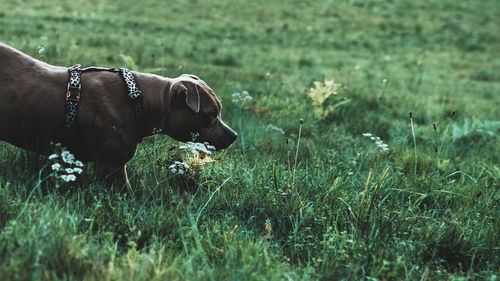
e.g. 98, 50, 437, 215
1, 0, 499, 279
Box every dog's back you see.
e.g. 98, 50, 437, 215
0, 42, 68, 151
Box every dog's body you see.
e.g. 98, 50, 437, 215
0, 42, 237, 191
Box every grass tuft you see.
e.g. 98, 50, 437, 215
1, 0, 499, 279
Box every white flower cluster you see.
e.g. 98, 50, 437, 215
168, 161, 190, 175
362, 133, 389, 151
231, 90, 252, 108
180, 141, 216, 155
152, 128, 162, 134
49, 149, 84, 182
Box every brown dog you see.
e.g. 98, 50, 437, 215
0, 42, 237, 192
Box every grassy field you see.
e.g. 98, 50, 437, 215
1, 0, 499, 279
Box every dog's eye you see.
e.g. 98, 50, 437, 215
208, 111, 218, 118
206, 111, 218, 126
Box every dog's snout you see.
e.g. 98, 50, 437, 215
223, 121, 237, 144
212, 120, 237, 150
228, 127, 238, 142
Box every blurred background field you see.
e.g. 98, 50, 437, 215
0, 0, 499, 280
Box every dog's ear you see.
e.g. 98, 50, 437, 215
184, 82, 200, 113
171, 81, 200, 113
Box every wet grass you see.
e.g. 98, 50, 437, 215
1, 0, 499, 279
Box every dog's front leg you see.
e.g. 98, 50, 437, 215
94, 162, 133, 195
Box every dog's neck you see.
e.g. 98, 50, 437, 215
132, 72, 171, 141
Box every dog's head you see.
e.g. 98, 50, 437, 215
164, 74, 237, 150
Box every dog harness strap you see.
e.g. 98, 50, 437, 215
65, 64, 82, 130
80, 66, 121, 72
64, 65, 143, 132
119, 68, 143, 124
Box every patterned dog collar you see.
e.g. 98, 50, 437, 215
65, 64, 82, 130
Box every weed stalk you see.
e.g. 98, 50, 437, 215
152, 130, 159, 185
292, 119, 303, 184
410, 112, 417, 174
438, 111, 456, 156
358, 168, 373, 219
239, 113, 245, 155
433, 123, 439, 163
17, 163, 51, 219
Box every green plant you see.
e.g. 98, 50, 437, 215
305, 79, 350, 120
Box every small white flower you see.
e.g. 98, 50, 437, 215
61, 150, 75, 164
152, 128, 162, 134
232, 90, 252, 108
362, 132, 389, 152
37, 46, 45, 56
65, 168, 74, 174
73, 168, 83, 174
48, 154, 58, 160
203, 142, 216, 151
74, 160, 84, 167
169, 161, 190, 174
180, 141, 215, 155
60, 174, 76, 182
51, 163, 61, 171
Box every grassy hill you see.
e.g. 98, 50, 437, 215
1, 0, 499, 279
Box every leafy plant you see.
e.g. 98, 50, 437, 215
305, 79, 350, 120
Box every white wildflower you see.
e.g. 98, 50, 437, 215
60, 174, 76, 182
51, 163, 61, 171
48, 154, 58, 160
73, 168, 83, 174
61, 150, 75, 164
180, 141, 216, 155
169, 161, 190, 175
74, 160, 84, 167
37, 46, 45, 56
204, 142, 216, 151
168, 164, 177, 174
232, 90, 252, 108
362, 132, 389, 152
65, 168, 74, 174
